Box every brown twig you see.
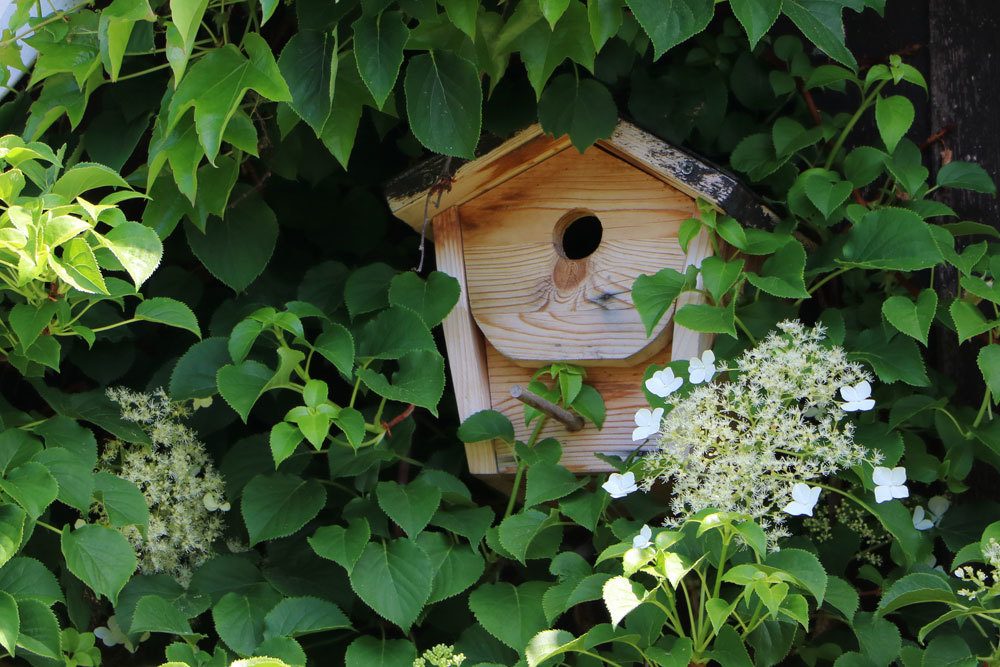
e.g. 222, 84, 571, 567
797, 79, 823, 127
920, 125, 955, 151
414, 157, 454, 273
510, 385, 584, 431
229, 164, 272, 209
382, 403, 415, 436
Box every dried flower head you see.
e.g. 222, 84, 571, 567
99, 388, 228, 585
640, 321, 881, 545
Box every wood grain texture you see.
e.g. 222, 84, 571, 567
431, 208, 498, 474
485, 342, 669, 473
459, 146, 693, 365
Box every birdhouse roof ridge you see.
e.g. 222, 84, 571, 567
384, 119, 777, 232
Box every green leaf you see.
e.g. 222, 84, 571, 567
570, 384, 606, 428
469, 581, 548, 650
841, 208, 942, 271
700, 257, 745, 303
51, 162, 131, 200
877, 572, 956, 615
429, 506, 494, 545
186, 192, 278, 293
403, 51, 482, 158
730, 0, 781, 47
849, 329, 929, 386
525, 462, 586, 507
277, 30, 338, 136
308, 519, 370, 573
950, 300, 996, 344
171, 337, 230, 400
867, 501, 926, 567
457, 410, 515, 444
98, 0, 155, 81
169, 0, 210, 79
513, 0, 595, 97
881, 289, 937, 346
601, 576, 645, 627
167, 33, 291, 162
217, 360, 274, 422
823, 575, 860, 620
213, 592, 269, 656
632, 267, 687, 336
93, 471, 149, 529
263, 596, 350, 639
313, 325, 355, 378
357, 307, 436, 360
102, 221, 163, 288
131, 595, 195, 635
60, 524, 137, 604
937, 161, 997, 194
357, 350, 446, 415
345, 263, 395, 317
0, 463, 57, 519
537, 74, 617, 152
241, 474, 326, 546
135, 297, 200, 337
587, 0, 623, 50
15, 599, 60, 659
710, 624, 754, 667
388, 271, 460, 327
498, 509, 560, 563
269, 423, 303, 468
782, 0, 857, 70
441, 0, 477, 37
0, 591, 16, 656
0, 558, 63, 606
979, 345, 1000, 399
416, 532, 485, 605
349, 538, 432, 632
745, 240, 810, 299
344, 636, 417, 667
764, 548, 826, 603
875, 95, 914, 154
353, 12, 408, 108
675, 302, 736, 337
625, 0, 714, 59
8, 302, 57, 352
853, 612, 901, 667
375, 480, 442, 538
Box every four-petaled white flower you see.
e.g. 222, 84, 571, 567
602, 472, 638, 499
912, 505, 934, 530
632, 407, 664, 441
688, 350, 717, 384
782, 483, 822, 516
94, 616, 128, 648
645, 368, 683, 398
839, 381, 875, 412
632, 524, 653, 549
873, 466, 909, 503
928, 495, 950, 521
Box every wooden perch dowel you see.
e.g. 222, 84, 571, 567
510, 385, 584, 432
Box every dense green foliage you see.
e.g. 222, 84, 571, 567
0, 0, 999, 665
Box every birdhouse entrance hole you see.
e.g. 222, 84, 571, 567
555, 211, 603, 260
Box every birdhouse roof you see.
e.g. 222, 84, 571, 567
384, 119, 776, 232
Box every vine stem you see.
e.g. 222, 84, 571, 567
0, 1, 92, 48
823, 80, 888, 170
35, 520, 62, 535
796, 266, 851, 306
502, 417, 548, 521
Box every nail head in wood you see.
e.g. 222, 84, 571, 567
509, 384, 585, 432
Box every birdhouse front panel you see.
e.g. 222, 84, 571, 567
384, 121, 775, 475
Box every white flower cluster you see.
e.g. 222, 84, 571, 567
413, 644, 466, 667
100, 388, 229, 585
639, 321, 881, 544
954, 538, 1000, 601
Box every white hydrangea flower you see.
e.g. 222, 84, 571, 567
632, 407, 663, 442
641, 321, 879, 546
912, 506, 934, 530
645, 368, 683, 398
688, 350, 717, 384
873, 466, 908, 503
839, 381, 875, 412
602, 472, 638, 499
101, 388, 228, 585
783, 483, 821, 517
632, 524, 653, 549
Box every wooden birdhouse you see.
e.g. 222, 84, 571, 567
384, 121, 773, 475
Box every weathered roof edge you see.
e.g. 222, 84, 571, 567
384, 120, 778, 232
